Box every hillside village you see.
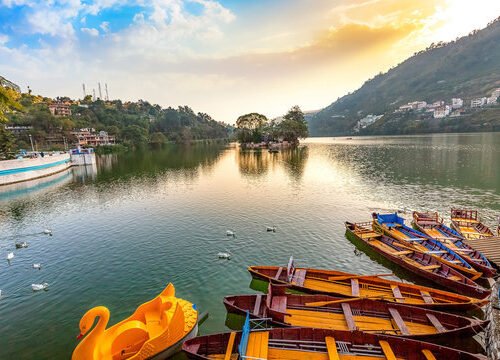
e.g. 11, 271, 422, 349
355, 88, 500, 132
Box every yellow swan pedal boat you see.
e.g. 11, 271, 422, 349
72, 283, 198, 360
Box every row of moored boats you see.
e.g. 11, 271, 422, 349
72, 208, 499, 360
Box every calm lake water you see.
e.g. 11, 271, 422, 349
0, 133, 499, 359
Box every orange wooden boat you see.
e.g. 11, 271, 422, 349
223, 284, 487, 341
413, 211, 496, 277
248, 259, 489, 310
182, 322, 487, 360
450, 209, 495, 240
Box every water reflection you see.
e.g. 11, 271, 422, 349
236, 147, 309, 181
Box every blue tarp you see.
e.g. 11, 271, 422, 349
238, 312, 250, 358
376, 213, 405, 228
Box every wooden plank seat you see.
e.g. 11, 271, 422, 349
271, 296, 287, 313
274, 267, 283, 280
422, 349, 437, 360
341, 303, 356, 331
379, 340, 397, 360
426, 314, 446, 333
292, 269, 306, 287
246, 331, 269, 359
420, 290, 434, 304
388, 308, 410, 335
390, 285, 404, 303
224, 332, 236, 360
351, 279, 360, 296
253, 294, 262, 316
325, 336, 340, 360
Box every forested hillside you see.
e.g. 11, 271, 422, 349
309, 17, 500, 136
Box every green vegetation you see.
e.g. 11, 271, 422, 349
4, 94, 230, 151
309, 16, 500, 136
235, 106, 309, 146
0, 85, 22, 159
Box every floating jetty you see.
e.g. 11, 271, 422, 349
486, 279, 500, 360
464, 236, 500, 267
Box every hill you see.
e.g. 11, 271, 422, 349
308, 17, 500, 136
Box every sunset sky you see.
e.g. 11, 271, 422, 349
0, 0, 499, 122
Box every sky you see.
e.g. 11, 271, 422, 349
0, 0, 499, 123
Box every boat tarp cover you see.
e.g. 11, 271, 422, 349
377, 213, 405, 227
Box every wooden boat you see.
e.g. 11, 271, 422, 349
223, 284, 487, 341
248, 259, 489, 311
372, 212, 481, 279
450, 209, 495, 240
346, 222, 487, 297
72, 283, 198, 360
182, 317, 487, 360
413, 211, 496, 277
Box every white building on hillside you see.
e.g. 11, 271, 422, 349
471, 97, 487, 108
487, 88, 499, 105
451, 98, 463, 109
433, 105, 451, 118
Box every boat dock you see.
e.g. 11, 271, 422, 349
465, 236, 500, 267
486, 279, 500, 360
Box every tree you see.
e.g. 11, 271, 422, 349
150, 132, 167, 147
0, 126, 16, 159
121, 125, 148, 147
279, 106, 309, 145
0, 86, 22, 122
235, 113, 268, 143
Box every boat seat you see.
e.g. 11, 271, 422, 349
271, 296, 287, 313
274, 267, 283, 280
144, 311, 163, 338
325, 336, 340, 360
422, 349, 437, 360
351, 279, 360, 296
292, 269, 306, 287
426, 314, 446, 333
388, 308, 409, 335
224, 332, 236, 360
379, 340, 397, 360
420, 291, 434, 304
246, 331, 269, 359
391, 285, 404, 303
341, 303, 356, 331
253, 294, 262, 316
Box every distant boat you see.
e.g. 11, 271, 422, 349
450, 209, 495, 240
248, 258, 489, 310
413, 211, 495, 277
372, 212, 481, 280
183, 317, 486, 360
345, 222, 487, 297
224, 284, 487, 340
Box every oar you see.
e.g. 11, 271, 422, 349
305, 295, 401, 307
326, 273, 394, 281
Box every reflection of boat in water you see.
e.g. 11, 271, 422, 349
0, 169, 72, 202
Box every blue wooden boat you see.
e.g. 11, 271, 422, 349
372, 213, 482, 280
413, 211, 496, 277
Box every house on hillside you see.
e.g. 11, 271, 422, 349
471, 97, 487, 108
451, 98, 463, 109
71, 128, 116, 146
48, 102, 72, 116
433, 105, 451, 118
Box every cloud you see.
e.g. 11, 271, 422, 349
100, 21, 110, 32
0, 34, 8, 45
81, 27, 99, 36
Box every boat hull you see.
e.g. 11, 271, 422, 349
149, 323, 198, 360
182, 327, 487, 360
223, 293, 487, 341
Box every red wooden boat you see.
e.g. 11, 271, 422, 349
182, 324, 487, 360
413, 211, 496, 277
451, 209, 495, 240
248, 259, 489, 311
345, 221, 488, 298
223, 284, 487, 341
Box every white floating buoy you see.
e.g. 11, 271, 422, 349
226, 230, 235, 237
7, 252, 14, 260
266, 226, 276, 232
217, 251, 231, 260
43, 229, 52, 235
32, 283, 49, 291
33, 263, 42, 270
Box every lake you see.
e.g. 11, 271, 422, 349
0, 133, 499, 359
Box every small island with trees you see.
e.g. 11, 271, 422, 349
235, 105, 309, 150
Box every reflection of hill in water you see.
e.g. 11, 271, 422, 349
236, 147, 309, 181
94, 144, 226, 184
